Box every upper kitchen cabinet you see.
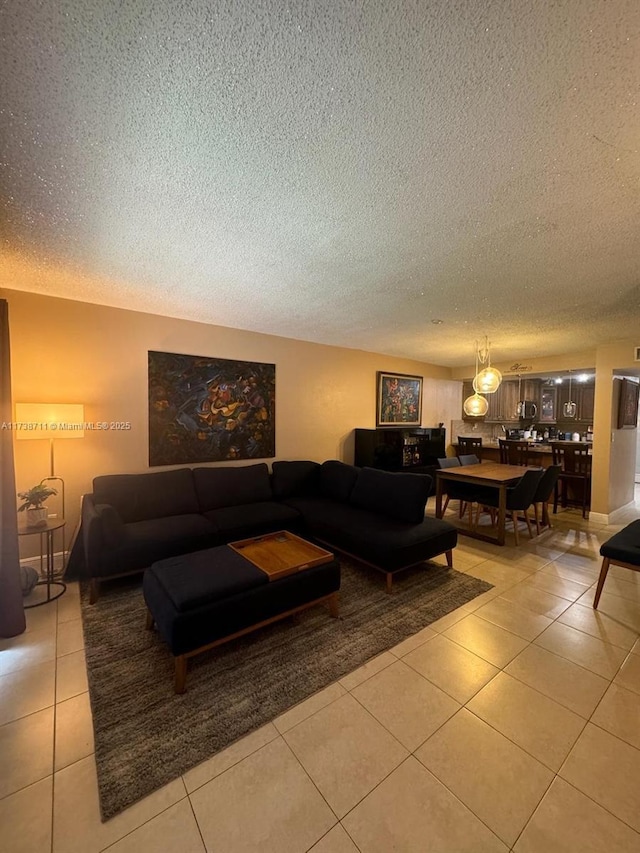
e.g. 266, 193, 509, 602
557, 380, 595, 423
539, 386, 557, 422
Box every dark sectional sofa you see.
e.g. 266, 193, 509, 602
81, 459, 457, 601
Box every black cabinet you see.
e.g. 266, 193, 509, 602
354, 428, 446, 478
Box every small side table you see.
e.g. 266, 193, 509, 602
19, 519, 67, 608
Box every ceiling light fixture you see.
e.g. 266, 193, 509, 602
463, 341, 489, 417
472, 335, 502, 394
562, 371, 577, 418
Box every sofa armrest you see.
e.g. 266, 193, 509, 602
82, 495, 127, 576
82, 494, 103, 578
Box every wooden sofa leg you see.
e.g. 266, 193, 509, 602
386, 574, 393, 594
175, 656, 187, 694
445, 549, 453, 568
89, 579, 100, 605
593, 557, 611, 609
145, 609, 155, 631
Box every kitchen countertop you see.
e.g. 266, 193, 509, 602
454, 440, 592, 453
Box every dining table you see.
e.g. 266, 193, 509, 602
435, 461, 538, 546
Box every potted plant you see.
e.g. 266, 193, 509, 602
17, 483, 57, 528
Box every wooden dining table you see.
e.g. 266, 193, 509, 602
435, 461, 537, 546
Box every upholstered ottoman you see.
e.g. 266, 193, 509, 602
143, 544, 341, 692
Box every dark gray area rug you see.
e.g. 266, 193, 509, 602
81, 560, 492, 821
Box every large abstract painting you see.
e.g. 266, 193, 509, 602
148, 351, 275, 466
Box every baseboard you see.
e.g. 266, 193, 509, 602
607, 502, 638, 525
20, 551, 66, 576
588, 511, 609, 525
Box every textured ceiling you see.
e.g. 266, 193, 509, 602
1, 0, 639, 367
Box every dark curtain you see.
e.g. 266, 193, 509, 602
0, 299, 25, 637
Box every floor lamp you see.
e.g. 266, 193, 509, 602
15, 402, 85, 563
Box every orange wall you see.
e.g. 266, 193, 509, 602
3, 289, 460, 556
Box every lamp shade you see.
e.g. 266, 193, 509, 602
473, 366, 502, 394
463, 393, 489, 417
15, 403, 85, 439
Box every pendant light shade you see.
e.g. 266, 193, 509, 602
473, 366, 503, 394
562, 371, 577, 418
463, 392, 489, 417
472, 336, 502, 394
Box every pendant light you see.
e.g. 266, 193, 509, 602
563, 370, 577, 418
473, 336, 502, 394
464, 342, 489, 417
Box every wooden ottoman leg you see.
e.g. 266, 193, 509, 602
175, 656, 188, 694
145, 609, 155, 631
328, 592, 340, 618
89, 579, 100, 605
386, 573, 393, 594
593, 557, 611, 609
446, 549, 453, 568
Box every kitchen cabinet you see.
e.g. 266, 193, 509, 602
557, 382, 595, 423
539, 387, 557, 422
578, 384, 595, 422
501, 380, 523, 421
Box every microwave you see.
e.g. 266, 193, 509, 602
516, 400, 538, 419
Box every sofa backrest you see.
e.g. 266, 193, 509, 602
319, 460, 359, 503
92, 468, 199, 523
193, 463, 273, 511
350, 467, 432, 524
271, 461, 321, 499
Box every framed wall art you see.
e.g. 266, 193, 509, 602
376, 371, 423, 427
148, 350, 275, 466
617, 378, 639, 429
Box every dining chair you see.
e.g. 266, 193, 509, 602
498, 439, 531, 466
458, 454, 480, 466
551, 442, 592, 518
437, 456, 489, 523
457, 436, 483, 459
477, 468, 545, 545
531, 465, 562, 534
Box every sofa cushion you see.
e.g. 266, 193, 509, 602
350, 467, 432, 524
96, 514, 219, 577
93, 469, 199, 523
150, 548, 268, 612
193, 463, 272, 512
204, 501, 301, 539
319, 460, 359, 503
286, 498, 457, 572
95, 503, 126, 548
271, 461, 321, 499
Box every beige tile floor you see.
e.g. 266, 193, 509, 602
2, 497, 640, 852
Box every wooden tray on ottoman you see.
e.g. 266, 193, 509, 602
229, 530, 334, 581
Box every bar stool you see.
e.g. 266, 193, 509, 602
552, 442, 592, 518
498, 439, 531, 466
457, 436, 482, 459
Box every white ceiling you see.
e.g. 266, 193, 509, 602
1, 0, 639, 367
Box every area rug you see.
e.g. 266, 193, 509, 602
81, 560, 492, 820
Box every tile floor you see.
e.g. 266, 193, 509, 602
2, 497, 640, 852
